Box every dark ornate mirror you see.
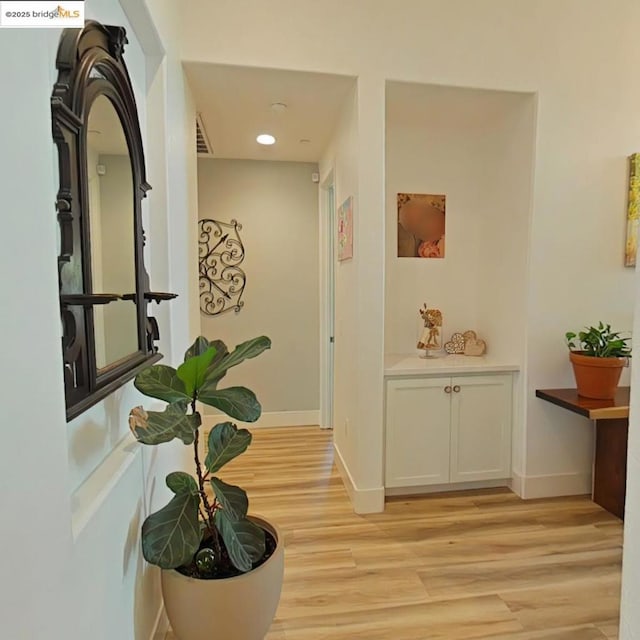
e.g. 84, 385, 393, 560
52, 22, 176, 420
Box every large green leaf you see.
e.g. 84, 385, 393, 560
166, 471, 199, 495
177, 346, 217, 396
184, 336, 211, 361
141, 483, 201, 569
205, 422, 252, 473
210, 477, 248, 521
203, 336, 271, 387
198, 386, 262, 422
134, 365, 190, 403
215, 511, 265, 572
203, 340, 230, 389
129, 401, 201, 445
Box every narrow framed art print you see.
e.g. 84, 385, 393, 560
337, 196, 353, 261
625, 153, 640, 267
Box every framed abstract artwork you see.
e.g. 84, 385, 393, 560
337, 196, 353, 261
397, 193, 446, 258
625, 153, 640, 267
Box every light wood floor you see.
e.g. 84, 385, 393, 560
166, 427, 623, 640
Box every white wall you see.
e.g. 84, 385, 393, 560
0, 0, 198, 638
320, 85, 361, 489
0, 26, 72, 640
319, 78, 386, 512
621, 266, 640, 639
197, 158, 320, 416
474, 93, 536, 365
474, 93, 537, 481
183, 0, 640, 510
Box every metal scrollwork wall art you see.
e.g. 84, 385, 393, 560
199, 219, 246, 315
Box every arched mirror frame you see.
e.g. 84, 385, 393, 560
52, 21, 175, 420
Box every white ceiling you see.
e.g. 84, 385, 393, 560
386, 81, 533, 130
184, 63, 356, 162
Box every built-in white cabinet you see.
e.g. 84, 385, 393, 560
385, 373, 512, 490
385, 377, 452, 487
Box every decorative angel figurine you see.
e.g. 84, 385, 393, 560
418, 304, 443, 351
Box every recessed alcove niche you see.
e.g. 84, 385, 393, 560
384, 81, 537, 478
385, 81, 536, 358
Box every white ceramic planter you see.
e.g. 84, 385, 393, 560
161, 516, 284, 640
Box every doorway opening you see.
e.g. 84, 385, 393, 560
320, 175, 335, 429
185, 62, 355, 429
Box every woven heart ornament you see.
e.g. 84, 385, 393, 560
444, 333, 466, 354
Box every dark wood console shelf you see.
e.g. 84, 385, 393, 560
145, 292, 178, 303
121, 292, 178, 303
61, 294, 121, 306
536, 387, 629, 519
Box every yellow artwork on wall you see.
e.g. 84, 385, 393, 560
625, 153, 640, 267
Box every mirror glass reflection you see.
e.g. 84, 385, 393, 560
86, 95, 139, 370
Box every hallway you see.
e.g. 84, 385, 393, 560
168, 427, 622, 639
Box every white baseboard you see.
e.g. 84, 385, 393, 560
385, 478, 510, 497
510, 471, 524, 497
513, 470, 592, 499
151, 606, 169, 640
333, 442, 385, 514
203, 410, 320, 429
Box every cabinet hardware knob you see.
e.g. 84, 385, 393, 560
453, 385, 461, 393
444, 386, 452, 393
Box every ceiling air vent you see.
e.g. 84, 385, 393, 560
196, 113, 213, 156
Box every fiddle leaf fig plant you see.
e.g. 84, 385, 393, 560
566, 322, 631, 358
129, 335, 272, 576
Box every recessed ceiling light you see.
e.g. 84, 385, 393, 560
256, 134, 276, 145
270, 102, 288, 113
299, 138, 311, 144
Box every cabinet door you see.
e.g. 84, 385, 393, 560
385, 377, 451, 488
450, 374, 512, 482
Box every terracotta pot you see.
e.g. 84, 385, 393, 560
161, 516, 284, 640
569, 351, 626, 399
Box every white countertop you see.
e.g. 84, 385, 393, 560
385, 354, 521, 377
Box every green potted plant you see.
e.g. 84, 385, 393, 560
128, 335, 283, 640
566, 322, 631, 399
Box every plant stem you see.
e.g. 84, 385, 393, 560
192, 399, 222, 558
193, 423, 215, 527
